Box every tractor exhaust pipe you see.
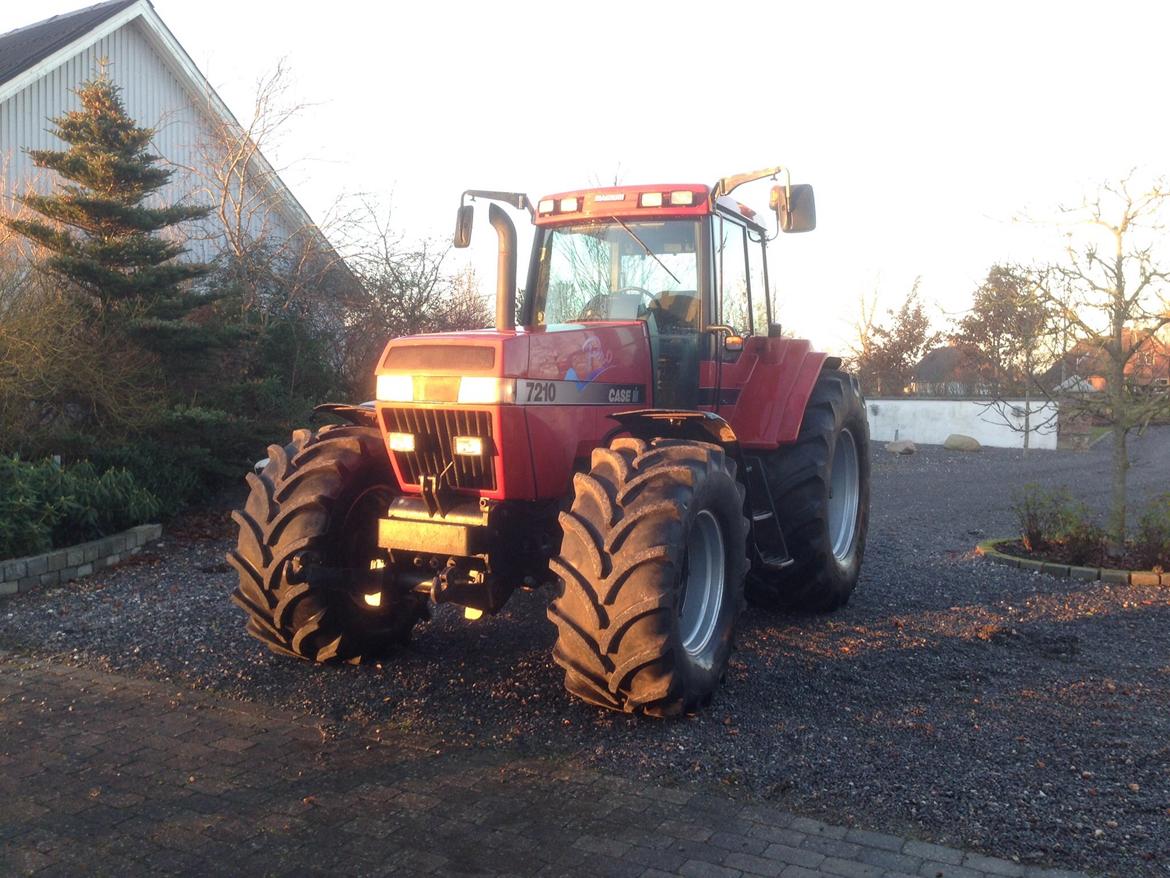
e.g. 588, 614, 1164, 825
488, 203, 517, 331
454, 192, 529, 331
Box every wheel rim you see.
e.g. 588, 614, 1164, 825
679, 509, 726, 658
338, 485, 399, 625
829, 428, 860, 562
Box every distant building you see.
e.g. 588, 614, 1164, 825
1040, 331, 1170, 394
909, 345, 990, 397
0, 0, 330, 266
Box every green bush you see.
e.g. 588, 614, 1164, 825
1136, 494, 1170, 570
1011, 482, 1104, 563
0, 456, 160, 561
1058, 515, 1106, 566
1012, 482, 1064, 551
0, 458, 58, 559
45, 402, 282, 511
0, 246, 355, 520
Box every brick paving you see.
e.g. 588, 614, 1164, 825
0, 652, 1090, 878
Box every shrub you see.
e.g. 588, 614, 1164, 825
1056, 514, 1106, 566
47, 404, 271, 511
1136, 494, 1170, 570
1011, 483, 1104, 563
0, 457, 58, 558
0, 456, 160, 561
0, 279, 161, 440
1012, 482, 1061, 551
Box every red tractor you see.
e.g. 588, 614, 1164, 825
228, 166, 870, 716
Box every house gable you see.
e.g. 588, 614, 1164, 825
0, 0, 137, 89
0, 0, 326, 266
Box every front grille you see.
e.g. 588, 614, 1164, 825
381, 407, 496, 491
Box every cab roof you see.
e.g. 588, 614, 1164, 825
534, 183, 766, 231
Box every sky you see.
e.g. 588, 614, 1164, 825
4, 0, 1169, 353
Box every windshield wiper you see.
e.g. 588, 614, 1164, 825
609, 216, 681, 286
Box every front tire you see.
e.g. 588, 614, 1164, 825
746, 370, 870, 612
227, 425, 424, 663
548, 438, 748, 716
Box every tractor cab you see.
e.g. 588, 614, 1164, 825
524, 183, 790, 410
524, 177, 814, 416
452, 170, 816, 418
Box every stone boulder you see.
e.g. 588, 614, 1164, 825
944, 433, 982, 452
885, 440, 917, 455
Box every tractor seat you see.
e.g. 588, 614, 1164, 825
652, 291, 699, 329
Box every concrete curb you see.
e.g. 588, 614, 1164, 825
0, 523, 162, 597
976, 538, 1167, 586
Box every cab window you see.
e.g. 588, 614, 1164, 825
712, 216, 750, 334
534, 220, 700, 327
748, 233, 769, 334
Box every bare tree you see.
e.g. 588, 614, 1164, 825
339, 202, 491, 394
847, 289, 881, 391
1038, 173, 1170, 548
180, 60, 358, 320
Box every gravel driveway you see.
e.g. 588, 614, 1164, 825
3, 427, 1168, 877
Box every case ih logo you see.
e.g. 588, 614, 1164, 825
518, 380, 644, 406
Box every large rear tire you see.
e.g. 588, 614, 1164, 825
746, 370, 870, 612
548, 438, 748, 716
227, 425, 424, 663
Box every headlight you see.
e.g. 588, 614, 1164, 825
376, 374, 413, 402
457, 376, 515, 404
388, 432, 415, 452
376, 374, 514, 404
453, 436, 483, 456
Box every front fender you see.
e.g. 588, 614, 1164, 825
313, 401, 379, 429
608, 409, 738, 447
729, 339, 831, 449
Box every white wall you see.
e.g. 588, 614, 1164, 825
866, 398, 1059, 450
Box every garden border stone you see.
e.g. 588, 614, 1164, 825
0, 524, 161, 596
976, 537, 1166, 586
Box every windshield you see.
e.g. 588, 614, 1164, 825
532, 219, 701, 328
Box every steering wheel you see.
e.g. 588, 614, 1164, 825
576, 286, 655, 321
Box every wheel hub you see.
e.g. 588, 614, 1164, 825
679, 509, 726, 658
829, 428, 860, 562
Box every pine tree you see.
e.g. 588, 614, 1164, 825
3, 70, 209, 310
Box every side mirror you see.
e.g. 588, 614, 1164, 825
770, 183, 816, 233
453, 204, 474, 248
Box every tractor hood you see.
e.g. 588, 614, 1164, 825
372, 322, 654, 502
374, 322, 651, 406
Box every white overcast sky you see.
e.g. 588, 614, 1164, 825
5, 0, 1169, 352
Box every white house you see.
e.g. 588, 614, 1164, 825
0, 0, 330, 267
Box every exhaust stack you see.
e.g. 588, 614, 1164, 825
488, 203, 516, 332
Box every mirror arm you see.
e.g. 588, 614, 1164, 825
712, 165, 789, 203
461, 189, 535, 220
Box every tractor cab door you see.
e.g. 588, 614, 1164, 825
618, 220, 702, 410
703, 212, 771, 407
